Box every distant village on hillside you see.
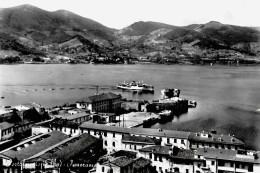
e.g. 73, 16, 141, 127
0, 89, 259, 173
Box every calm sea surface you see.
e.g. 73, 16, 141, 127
0, 64, 260, 149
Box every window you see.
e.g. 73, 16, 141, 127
104, 131, 107, 137
181, 139, 185, 144
130, 145, 132, 149
154, 155, 157, 161
112, 142, 115, 147
104, 141, 107, 146
248, 164, 253, 172
102, 166, 104, 172
94, 130, 96, 135
134, 145, 137, 150
88, 129, 90, 134
167, 138, 170, 143
186, 169, 189, 173
219, 161, 225, 166
174, 139, 177, 143
211, 161, 215, 165
113, 132, 115, 138
198, 155, 200, 159
159, 155, 162, 162
149, 153, 152, 159
230, 162, 234, 167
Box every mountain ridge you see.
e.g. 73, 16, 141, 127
0, 4, 260, 64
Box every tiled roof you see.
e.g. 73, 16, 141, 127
133, 157, 151, 169
189, 132, 245, 146
169, 147, 196, 160
196, 148, 257, 163
122, 134, 161, 145
111, 156, 133, 167
78, 92, 121, 103
0, 122, 14, 130
79, 122, 190, 139
139, 146, 171, 155
34, 133, 101, 162
1, 131, 69, 161
111, 150, 137, 159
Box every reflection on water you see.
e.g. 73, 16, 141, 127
0, 64, 260, 149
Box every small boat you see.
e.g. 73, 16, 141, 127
188, 101, 197, 108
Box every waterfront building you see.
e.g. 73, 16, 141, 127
76, 92, 122, 113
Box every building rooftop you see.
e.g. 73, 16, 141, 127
28, 133, 101, 162
169, 147, 197, 160
110, 150, 137, 159
78, 92, 121, 103
0, 122, 15, 130
79, 122, 190, 139
196, 148, 259, 163
0, 131, 69, 161
131, 128, 190, 139
79, 122, 131, 134
133, 157, 151, 169
189, 132, 245, 146
110, 156, 133, 167
35, 118, 80, 129
139, 146, 171, 156
122, 134, 161, 145
54, 112, 90, 120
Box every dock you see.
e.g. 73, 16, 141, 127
115, 112, 160, 128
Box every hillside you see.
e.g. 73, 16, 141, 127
0, 4, 115, 45
117, 21, 177, 36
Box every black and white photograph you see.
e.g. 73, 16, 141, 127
0, 0, 259, 172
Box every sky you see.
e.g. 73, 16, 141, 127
0, 0, 259, 29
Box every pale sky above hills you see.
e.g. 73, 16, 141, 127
1, 0, 259, 29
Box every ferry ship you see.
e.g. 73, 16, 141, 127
117, 81, 154, 92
